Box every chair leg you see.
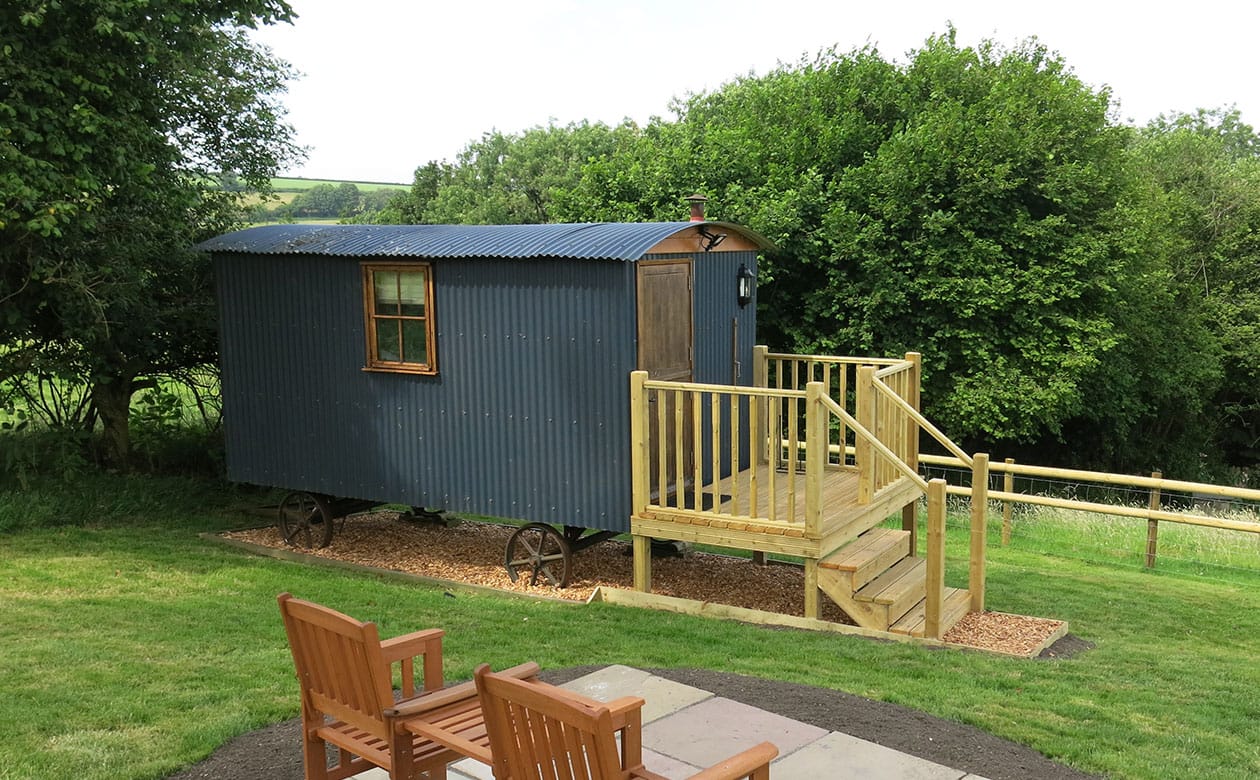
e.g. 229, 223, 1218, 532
301, 725, 331, 780
388, 726, 417, 780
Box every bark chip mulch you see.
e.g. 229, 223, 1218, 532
224, 510, 1075, 656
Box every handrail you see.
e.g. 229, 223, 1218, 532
643, 379, 807, 399
762, 351, 906, 366
870, 379, 973, 467
819, 394, 929, 492
874, 361, 915, 379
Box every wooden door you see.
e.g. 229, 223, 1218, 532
637, 261, 693, 504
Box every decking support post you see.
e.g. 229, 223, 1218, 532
1146, 471, 1162, 568
925, 478, 947, 640
804, 558, 820, 620
856, 365, 876, 504
753, 346, 769, 465
1001, 458, 1015, 545
969, 452, 989, 613
804, 381, 824, 539
633, 535, 652, 593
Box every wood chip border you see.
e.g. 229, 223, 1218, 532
219, 511, 1067, 657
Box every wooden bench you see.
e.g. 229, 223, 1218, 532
277, 593, 537, 779
472, 664, 778, 779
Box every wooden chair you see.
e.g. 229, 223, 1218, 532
277, 593, 538, 780
474, 664, 778, 780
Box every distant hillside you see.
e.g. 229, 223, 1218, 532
232, 177, 409, 224
270, 176, 409, 192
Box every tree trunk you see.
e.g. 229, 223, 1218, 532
91, 377, 134, 469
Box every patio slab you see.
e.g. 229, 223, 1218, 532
361, 667, 989, 779
642, 695, 829, 769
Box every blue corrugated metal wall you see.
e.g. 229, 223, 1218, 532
215, 248, 756, 532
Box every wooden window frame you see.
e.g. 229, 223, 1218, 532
362, 262, 437, 375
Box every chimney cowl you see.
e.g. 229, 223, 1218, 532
685, 193, 708, 222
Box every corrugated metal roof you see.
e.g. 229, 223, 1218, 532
196, 222, 773, 260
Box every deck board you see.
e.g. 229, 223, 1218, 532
708, 464, 860, 526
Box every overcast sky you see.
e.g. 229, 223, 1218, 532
251, 1, 1257, 183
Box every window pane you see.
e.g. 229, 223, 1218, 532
401, 319, 428, 365
376, 319, 401, 362
398, 270, 427, 317
373, 271, 399, 314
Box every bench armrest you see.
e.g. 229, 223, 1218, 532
385, 661, 541, 718
380, 628, 445, 696
687, 742, 778, 780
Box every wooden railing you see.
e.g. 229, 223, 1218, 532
758, 349, 924, 501
629, 353, 928, 531
629, 373, 818, 532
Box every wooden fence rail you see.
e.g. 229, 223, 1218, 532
918, 453, 1260, 569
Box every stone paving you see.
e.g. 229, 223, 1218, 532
362, 665, 991, 779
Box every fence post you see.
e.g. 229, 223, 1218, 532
1001, 457, 1015, 546
856, 365, 876, 504
970, 453, 990, 613
1146, 470, 1162, 569
925, 478, 947, 639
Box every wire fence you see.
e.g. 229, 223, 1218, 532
920, 461, 1260, 586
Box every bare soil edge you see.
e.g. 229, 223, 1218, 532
164, 664, 1100, 780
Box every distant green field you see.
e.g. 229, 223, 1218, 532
270, 176, 408, 192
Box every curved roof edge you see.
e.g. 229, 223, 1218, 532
195, 222, 775, 260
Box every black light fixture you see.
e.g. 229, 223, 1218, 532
737, 263, 755, 308
697, 225, 727, 252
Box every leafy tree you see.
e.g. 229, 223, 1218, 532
1125, 109, 1260, 470
390, 121, 640, 225
286, 182, 361, 218
562, 33, 1150, 462
0, 0, 301, 466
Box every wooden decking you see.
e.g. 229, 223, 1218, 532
632, 466, 921, 561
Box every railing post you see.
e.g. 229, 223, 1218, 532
630, 371, 649, 516
629, 371, 651, 592
904, 352, 922, 471
753, 346, 769, 465
901, 352, 922, 550
925, 478, 947, 639
1146, 470, 1162, 569
856, 365, 876, 504
970, 452, 989, 613
1001, 458, 1015, 545
805, 381, 824, 538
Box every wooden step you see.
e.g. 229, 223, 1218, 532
818, 527, 911, 591
853, 557, 925, 625
888, 587, 971, 638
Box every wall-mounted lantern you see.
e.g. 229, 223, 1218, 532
737, 263, 755, 308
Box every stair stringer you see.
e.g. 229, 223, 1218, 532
817, 567, 891, 631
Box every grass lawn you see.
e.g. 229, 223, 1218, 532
1, 473, 1258, 780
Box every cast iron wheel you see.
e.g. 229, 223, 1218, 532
504, 523, 572, 588
278, 491, 334, 549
